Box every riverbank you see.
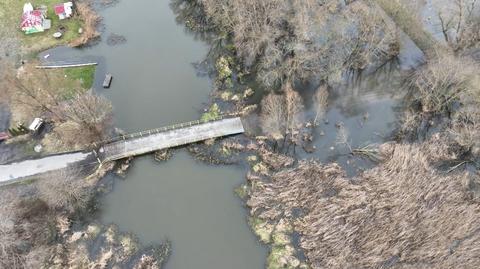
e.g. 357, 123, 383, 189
2, 0, 480, 268
0, 1, 171, 267
1, 0, 259, 268
178, 0, 480, 268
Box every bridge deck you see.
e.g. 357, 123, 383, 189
0, 117, 244, 184
101, 117, 244, 161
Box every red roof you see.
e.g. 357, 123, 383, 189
0, 132, 9, 141
54, 4, 65, 15
20, 11, 43, 28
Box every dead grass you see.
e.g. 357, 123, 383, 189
409, 53, 477, 114
69, 2, 100, 47
405, 52, 480, 155
248, 135, 480, 268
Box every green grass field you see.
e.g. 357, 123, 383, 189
64, 65, 95, 89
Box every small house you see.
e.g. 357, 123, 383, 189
21, 3, 47, 34
54, 2, 74, 20
28, 118, 44, 133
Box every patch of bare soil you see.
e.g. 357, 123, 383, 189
248, 134, 480, 268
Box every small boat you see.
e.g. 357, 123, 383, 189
0, 132, 9, 142
103, 74, 113, 88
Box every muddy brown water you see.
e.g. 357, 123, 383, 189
34, 0, 425, 267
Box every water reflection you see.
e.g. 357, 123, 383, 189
40, 0, 267, 267
298, 62, 405, 175
99, 151, 266, 269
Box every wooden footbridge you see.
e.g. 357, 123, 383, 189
96, 117, 244, 162
0, 117, 244, 184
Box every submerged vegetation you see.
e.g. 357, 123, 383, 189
195, 0, 400, 87
2, 0, 480, 268
176, 0, 480, 268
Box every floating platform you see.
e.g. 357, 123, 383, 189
103, 74, 113, 88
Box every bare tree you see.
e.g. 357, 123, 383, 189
313, 84, 329, 125
260, 93, 286, 141
434, 0, 480, 49
56, 92, 113, 141
409, 53, 477, 114
199, 0, 399, 88
284, 83, 304, 137
283, 82, 305, 153
4, 72, 60, 117
247, 141, 480, 268
69, 2, 101, 47
36, 169, 92, 212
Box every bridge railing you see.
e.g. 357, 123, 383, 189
89, 115, 227, 149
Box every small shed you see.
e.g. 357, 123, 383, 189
54, 2, 73, 20
28, 118, 44, 133
23, 2, 33, 13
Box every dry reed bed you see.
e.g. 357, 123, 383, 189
248, 135, 480, 268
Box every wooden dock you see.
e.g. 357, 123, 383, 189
103, 74, 113, 88
36, 62, 98, 69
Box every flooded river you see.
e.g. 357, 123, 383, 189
41, 0, 267, 268
100, 152, 265, 268
32, 0, 425, 268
